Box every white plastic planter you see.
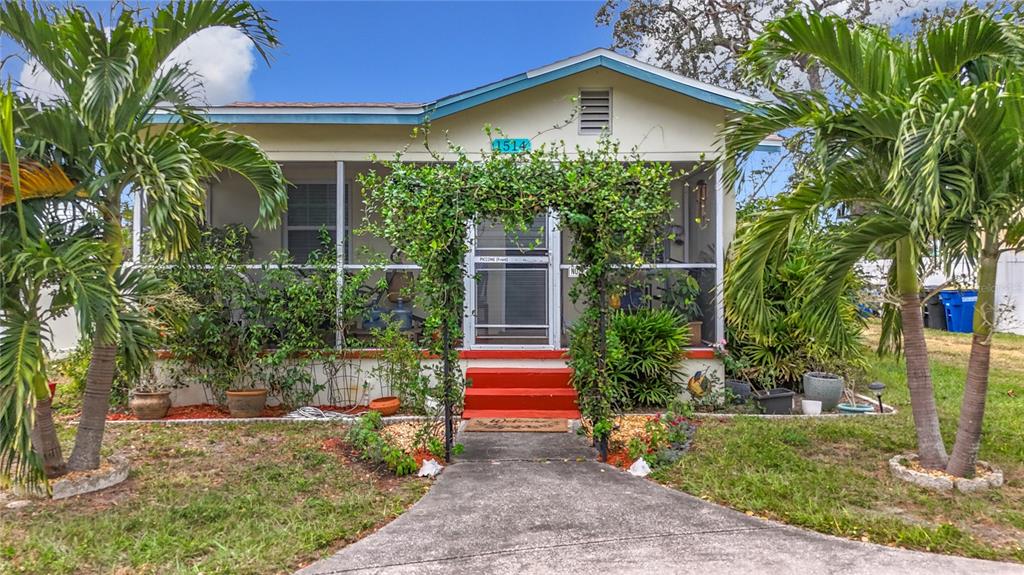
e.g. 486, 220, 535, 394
801, 399, 822, 416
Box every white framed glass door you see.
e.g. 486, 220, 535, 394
467, 213, 559, 348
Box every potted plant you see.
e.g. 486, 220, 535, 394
665, 274, 703, 347
802, 370, 844, 412
368, 319, 422, 417
226, 387, 267, 418
129, 369, 173, 420
225, 364, 267, 418
715, 340, 752, 404
752, 377, 794, 414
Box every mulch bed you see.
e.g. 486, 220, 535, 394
605, 449, 633, 469
105, 404, 368, 421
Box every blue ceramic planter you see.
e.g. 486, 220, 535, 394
837, 402, 875, 415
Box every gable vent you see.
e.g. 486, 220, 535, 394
579, 89, 611, 134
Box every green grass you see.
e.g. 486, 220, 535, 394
1, 423, 428, 574
655, 328, 1024, 563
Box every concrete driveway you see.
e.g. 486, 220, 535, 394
298, 431, 1022, 575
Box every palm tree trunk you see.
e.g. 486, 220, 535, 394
896, 238, 948, 469
946, 249, 998, 478
30, 393, 66, 478
67, 335, 117, 471
67, 204, 122, 472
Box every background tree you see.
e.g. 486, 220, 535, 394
596, 0, 925, 201
596, 0, 918, 94
0, 0, 289, 471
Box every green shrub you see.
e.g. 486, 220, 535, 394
607, 308, 686, 408
162, 226, 347, 408
345, 412, 418, 476
725, 198, 867, 388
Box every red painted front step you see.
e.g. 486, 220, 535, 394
464, 388, 578, 411
466, 367, 573, 388
464, 367, 580, 419
462, 409, 582, 419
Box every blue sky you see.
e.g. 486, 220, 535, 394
251, 1, 613, 103
3, 1, 616, 104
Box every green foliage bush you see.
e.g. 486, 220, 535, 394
345, 411, 418, 476
726, 198, 867, 388
161, 226, 338, 408
607, 308, 686, 408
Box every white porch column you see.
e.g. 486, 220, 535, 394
548, 211, 561, 349
714, 164, 725, 344
463, 223, 476, 350
335, 161, 346, 348
131, 189, 143, 265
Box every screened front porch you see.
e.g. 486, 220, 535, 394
133, 160, 726, 349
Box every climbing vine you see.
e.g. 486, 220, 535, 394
553, 141, 676, 458
360, 128, 675, 460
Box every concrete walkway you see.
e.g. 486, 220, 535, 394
298, 431, 1022, 575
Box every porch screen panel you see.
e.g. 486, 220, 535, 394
473, 214, 550, 346
286, 182, 336, 263
475, 263, 548, 345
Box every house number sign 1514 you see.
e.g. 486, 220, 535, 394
491, 138, 532, 153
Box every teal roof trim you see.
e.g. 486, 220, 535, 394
150, 112, 422, 125
159, 52, 754, 125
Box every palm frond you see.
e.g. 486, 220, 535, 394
743, 11, 907, 98
184, 128, 288, 229
0, 300, 48, 491
0, 162, 77, 206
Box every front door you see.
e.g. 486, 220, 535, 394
469, 214, 557, 348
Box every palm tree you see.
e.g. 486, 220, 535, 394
1, 0, 288, 471
890, 43, 1024, 476
1, 87, 118, 488
722, 10, 1024, 471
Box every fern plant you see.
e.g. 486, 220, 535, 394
608, 308, 687, 408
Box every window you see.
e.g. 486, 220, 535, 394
579, 89, 611, 134
286, 183, 336, 263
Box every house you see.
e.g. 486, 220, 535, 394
140, 49, 779, 414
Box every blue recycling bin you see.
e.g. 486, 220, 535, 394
938, 290, 978, 333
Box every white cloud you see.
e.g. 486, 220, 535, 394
165, 26, 255, 105
17, 59, 64, 103
16, 26, 255, 106
866, 0, 958, 25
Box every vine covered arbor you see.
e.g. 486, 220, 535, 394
360, 137, 681, 457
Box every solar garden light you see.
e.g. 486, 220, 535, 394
867, 381, 886, 414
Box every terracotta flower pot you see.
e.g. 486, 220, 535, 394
369, 396, 401, 417
226, 389, 267, 418
130, 391, 172, 420
687, 320, 703, 347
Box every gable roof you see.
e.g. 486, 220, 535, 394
160, 49, 759, 125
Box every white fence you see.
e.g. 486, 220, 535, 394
859, 254, 1024, 335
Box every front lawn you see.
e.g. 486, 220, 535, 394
0, 423, 428, 574
656, 328, 1024, 563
